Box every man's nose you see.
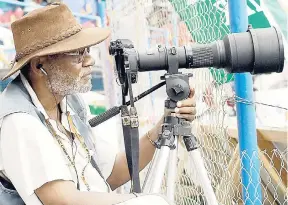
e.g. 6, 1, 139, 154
82, 53, 95, 67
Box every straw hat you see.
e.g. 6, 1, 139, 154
2, 2, 110, 80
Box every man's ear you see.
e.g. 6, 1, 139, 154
30, 57, 46, 76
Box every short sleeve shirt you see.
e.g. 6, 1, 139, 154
0, 74, 117, 204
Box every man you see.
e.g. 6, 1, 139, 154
0, 3, 196, 205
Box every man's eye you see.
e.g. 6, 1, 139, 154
80, 48, 86, 52
67, 52, 78, 56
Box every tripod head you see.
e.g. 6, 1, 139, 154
109, 39, 193, 106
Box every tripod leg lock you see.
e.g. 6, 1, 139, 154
173, 121, 192, 136
156, 125, 176, 150
183, 134, 198, 151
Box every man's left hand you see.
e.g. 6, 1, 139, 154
150, 87, 197, 141
173, 87, 196, 122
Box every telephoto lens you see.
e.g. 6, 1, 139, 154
137, 27, 284, 74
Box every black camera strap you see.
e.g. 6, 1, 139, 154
120, 70, 141, 193
121, 106, 141, 193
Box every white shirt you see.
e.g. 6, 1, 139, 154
0, 74, 117, 204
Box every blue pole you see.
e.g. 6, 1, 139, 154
228, 1, 262, 204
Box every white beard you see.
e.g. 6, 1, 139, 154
46, 64, 92, 96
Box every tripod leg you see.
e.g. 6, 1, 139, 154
184, 135, 218, 205
142, 148, 160, 192
166, 137, 178, 203
189, 149, 218, 205
143, 146, 171, 194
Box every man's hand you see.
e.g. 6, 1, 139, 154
173, 87, 196, 121
151, 87, 197, 141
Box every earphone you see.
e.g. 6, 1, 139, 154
36, 64, 48, 76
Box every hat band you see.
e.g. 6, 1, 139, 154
15, 24, 82, 61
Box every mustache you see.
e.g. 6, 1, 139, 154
81, 66, 92, 77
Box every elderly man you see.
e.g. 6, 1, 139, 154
0, 3, 196, 205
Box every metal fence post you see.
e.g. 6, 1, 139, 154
228, 0, 263, 204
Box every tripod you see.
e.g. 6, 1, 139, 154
141, 73, 218, 205
88, 71, 219, 205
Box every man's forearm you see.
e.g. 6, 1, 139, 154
71, 191, 170, 205
107, 116, 163, 190
138, 118, 162, 171
35, 180, 137, 205
71, 191, 136, 205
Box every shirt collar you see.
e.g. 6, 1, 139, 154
20, 73, 75, 120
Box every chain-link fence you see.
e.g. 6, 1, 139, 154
105, 0, 288, 204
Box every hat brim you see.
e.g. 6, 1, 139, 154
2, 27, 111, 80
